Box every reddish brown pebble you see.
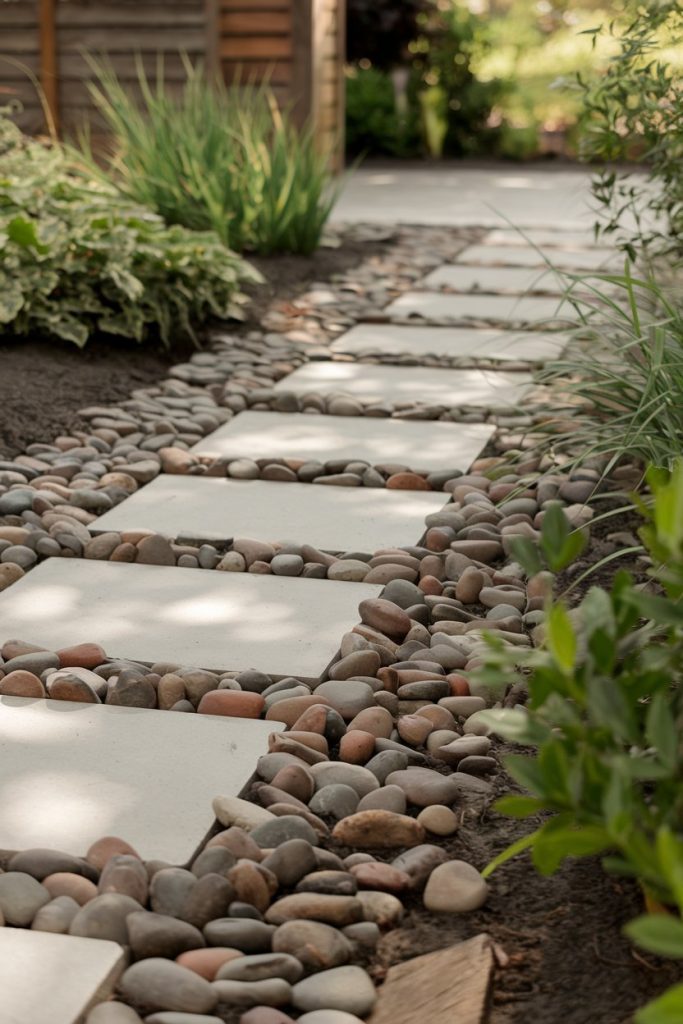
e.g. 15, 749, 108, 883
86, 836, 140, 871
290, 705, 329, 735
56, 643, 106, 669
284, 731, 329, 755
228, 861, 273, 913
240, 1008, 296, 1024
42, 872, 98, 905
397, 715, 433, 746
358, 598, 412, 641
265, 696, 333, 727
425, 528, 452, 552
347, 707, 394, 739
197, 691, 265, 719
332, 810, 426, 849
270, 765, 315, 803
447, 674, 471, 696
418, 575, 443, 596
339, 730, 376, 765
350, 862, 412, 893
386, 472, 430, 490
0, 670, 46, 698
176, 947, 244, 981
416, 705, 456, 730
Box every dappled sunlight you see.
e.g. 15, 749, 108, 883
0, 559, 381, 678
92, 475, 449, 553
331, 323, 566, 363
193, 411, 494, 473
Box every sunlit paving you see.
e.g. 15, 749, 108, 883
386, 290, 571, 324
330, 323, 567, 362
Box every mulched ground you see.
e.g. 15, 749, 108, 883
0, 237, 382, 460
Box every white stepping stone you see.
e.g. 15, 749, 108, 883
0, 558, 381, 680
484, 227, 606, 249
192, 411, 495, 473
456, 243, 621, 271
0, 929, 124, 1024
330, 324, 566, 363
92, 476, 450, 553
0, 695, 281, 862
422, 264, 577, 295
272, 362, 532, 408
386, 291, 570, 326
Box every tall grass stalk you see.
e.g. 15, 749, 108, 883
78, 57, 337, 255
537, 266, 683, 472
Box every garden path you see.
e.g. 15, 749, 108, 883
0, 216, 615, 1019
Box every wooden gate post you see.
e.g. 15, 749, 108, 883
38, 0, 59, 134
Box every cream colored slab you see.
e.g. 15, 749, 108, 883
0, 929, 124, 1024
457, 243, 621, 271
330, 324, 566, 362
386, 291, 570, 325
0, 558, 382, 680
272, 362, 532, 408
0, 696, 281, 862
92, 476, 449, 552
484, 228, 605, 248
192, 411, 495, 473
422, 264, 575, 295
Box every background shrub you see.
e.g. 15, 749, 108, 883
0, 112, 257, 348
82, 61, 336, 256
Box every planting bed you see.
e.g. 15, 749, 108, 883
0, 221, 680, 1024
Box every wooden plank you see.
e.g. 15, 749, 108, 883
366, 935, 494, 1024
1, 29, 42, 51
221, 10, 290, 33
58, 28, 206, 51
333, 0, 346, 170
291, 0, 312, 127
39, 0, 58, 133
205, 0, 221, 77
59, 53, 196, 80
0, 59, 41, 81
0, 2, 38, 27
221, 0, 289, 9
221, 59, 292, 85
56, 5, 204, 27
220, 35, 290, 58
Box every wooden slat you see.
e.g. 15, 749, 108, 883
221, 59, 292, 85
56, 5, 204, 27
0, 2, 38, 27
59, 53, 197, 80
58, 28, 206, 51
220, 35, 290, 58
291, 0, 312, 127
205, 0, 221, 77
221, 0, 289, 9
221, 10, 290, 33
39, 0, 58, 132
0, 29, 42, 51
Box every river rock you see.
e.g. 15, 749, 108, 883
119, 958, 218, 1014
291, 966, 377, 1015
423, 860, 489, 912
332, 811, 425, 849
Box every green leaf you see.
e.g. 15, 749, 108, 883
494, 795, 546, 818
646, 694, 677, 771
475, 708, 551, 746
481, 828, 542, 878
532, 822, 613, 875
625, 915, 683, 959
7, 215, 50, 253
509, 536, 543, 576
546, 603, 577, 673
635, 984, 683, 1024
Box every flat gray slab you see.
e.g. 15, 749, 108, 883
422, 264, 577, 295
0, 696, 281, 862
0, 929, 124, 1024
386, 291, 570, 326
330, 323, 566, 362
92, 476, 449, 553
456, 243, 620, 271
193, 411, 495, 473
272, 362, 532, 407
0, 558, 381, 680
483, 228, 608, 249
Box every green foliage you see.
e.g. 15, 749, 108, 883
476, 463, 683, 1022
81, 60, 335, 256
575, 0, 683, 253
538, 268, 683, 471
345, 67, 421, 158
0, 112, 257, 348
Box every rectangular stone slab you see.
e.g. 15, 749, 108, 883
484, 227, 609, 248
92, 476, 450, 553
422, 263, 579, 295
330, 324, 566, 363
0, 696, 282, 862
272, 362, 532, 407
193, 411, 495, 473
386, 291, 570, 326
457, 243, 620, 271
366, 934, 494, 1024
0, 558, 382, 680
0, 929, 125, 1024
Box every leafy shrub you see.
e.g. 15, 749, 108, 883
345, 67, 421, 158
82, 61, 335, 256
576, 0, 683, 254
539, 268, 683, 472
0, 112, 257, 348
476, 463, 683, 1023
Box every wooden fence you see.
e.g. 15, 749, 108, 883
0, 0, 345, 164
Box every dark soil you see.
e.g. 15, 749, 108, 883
0, 237, 382, 460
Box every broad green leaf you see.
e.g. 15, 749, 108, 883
532, 823, 613, 875
646, 694, 677, 771
509, 536, 543, 576
7, 216, 50, 254
493, 795, 546, 818
546, 603, 577, 673
475, 708, 551, 746
635, 984, 683, 1024
625, 915, 683, 959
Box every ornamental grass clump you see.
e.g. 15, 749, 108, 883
0, 112, 258, 348
81, 59, 336, 256
475, 463, 683, 1024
